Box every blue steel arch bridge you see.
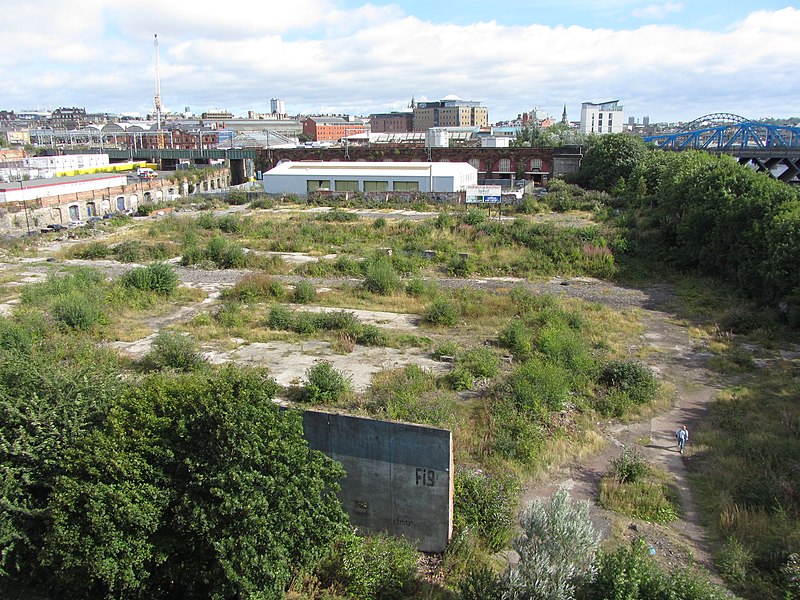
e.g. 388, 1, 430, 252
643, 114, 800, 183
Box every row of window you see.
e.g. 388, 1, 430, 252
307, 180, 420, 193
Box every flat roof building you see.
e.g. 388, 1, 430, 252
263, 161, 477, 196
580, 100, 624, 135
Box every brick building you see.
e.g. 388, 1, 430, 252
302, 116, 369, 142
369, 112, 414, 133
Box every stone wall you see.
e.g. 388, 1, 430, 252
303, 410, 453, 553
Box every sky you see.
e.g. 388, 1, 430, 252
1, 0, 797, 124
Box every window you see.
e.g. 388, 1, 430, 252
469, 158, 480, 170
68, 204, 80, 220
307, 180, 330, 192
116, 196, 126, 211
530, 158, 543, 171
86, 202, 96, 218
393, 181, 419, 191
334, 180, 359, 192
498, 158, 511, 172
363, 180, 388, 192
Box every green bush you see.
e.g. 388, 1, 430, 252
51, 293, 104, 331
454, 469, 521, 552
598, 360, 658, 406
510, 359, 572, 416
716, 537, 753, 585
292, 312, 319, 334
405, 277, 429, 298
304, 360, 351, 404
314, 310, 360, 332
459, 347, 500, 379
536, 321, 595, 377
75, 241, 110, 259
499, 319, 532, 359
317, 533, 417, 600
363, 254, 401, 295
373, 216, 387, 229
356, 324, 388, 346
509, 487, 599, 600
610, 448, 648, 484
267, 305, 293, 330
214, 301, 246, 328
423, 297, 459, 327
122, 262, 178, 296
145, 330, 206, 372
113, 240, 148, 262
293, 280, 317, 304
317, 209, 358, 222
445, 365, 474, 391
433, 340, 459, 359
227, 273, 284, 302
447, 254, 475, 278
458, 565, 505, 600
582, 538, 729, 599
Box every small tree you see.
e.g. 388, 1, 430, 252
505, 486, 599, 600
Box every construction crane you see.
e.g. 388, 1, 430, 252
153, 34, 162, 143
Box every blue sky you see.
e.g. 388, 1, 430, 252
1, 1, 797, 123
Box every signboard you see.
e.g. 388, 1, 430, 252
466, 185, 502, 204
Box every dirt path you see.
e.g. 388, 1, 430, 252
1, 254, 724, 574
517, 299, 726, 578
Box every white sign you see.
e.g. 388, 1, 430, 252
466, 185, 502, 204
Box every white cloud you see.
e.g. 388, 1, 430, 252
632, 2, 684, 20
1, 2, 797, 122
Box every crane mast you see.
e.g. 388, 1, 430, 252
154, 34, 162, 142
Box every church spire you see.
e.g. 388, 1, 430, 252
561, 104, 568, 124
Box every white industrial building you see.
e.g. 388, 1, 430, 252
263, 161, 478, 195
580, 100, 624, 135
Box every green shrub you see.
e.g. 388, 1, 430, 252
435, 211, 454, 230
499, 319, 532, 358
356, 324, 388, 346
180, 245, 205, 266
454, 469, 521, 552
598, 360, 657, 406
448, 254, 475, 278
113, 240, 147, 262
122, 262, 178, 296
582, 538, 729, 599
536, 321, 595, 377
75, 241, 110, 259
423, 297, 459, 327
51, 293, 104, 330
510, 359, 572, 416
459, 347, 500, 379
610, 448, 648, 484
292, 312, 319, 334
214, 301, 246, 328
433, 340, 459, 359
363, 254, 401, 295
458, 566, 505, 600
267, 305, 293, 330
293, 280, 317, 304
445, 365, 474, 391
405, 277, 428, 298
334, 255, 362, 276
317, 533, 417, 600
460, 208, 486, 226
373, 216, 387, 229
716, 537, 753, 585
304, 360, 352, 404
227, 273, 283, 302
509, 487, 599, 600
145, 330, 206, 372
314, 310, 360, 332
317, 209, 358, 222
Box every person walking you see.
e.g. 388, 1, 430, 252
676, 425, 689, 454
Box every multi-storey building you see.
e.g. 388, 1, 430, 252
369, 112, 414, 133
413, 97, 488, 131
302, 116, 369, 142
579, 100, 624, 135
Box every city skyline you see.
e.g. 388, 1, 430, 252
2, 0, 797, 123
